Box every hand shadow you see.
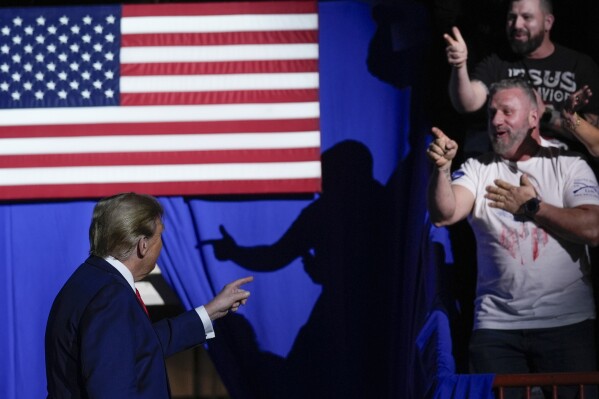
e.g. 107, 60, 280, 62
205, 140, 395, 399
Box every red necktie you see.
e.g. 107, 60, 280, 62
135, 288, 150, 317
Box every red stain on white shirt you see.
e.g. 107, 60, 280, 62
499, 223, 548, 264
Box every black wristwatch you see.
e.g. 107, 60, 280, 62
523, 197, 541, 218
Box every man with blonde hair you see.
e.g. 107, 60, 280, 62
46, 192, 253, 398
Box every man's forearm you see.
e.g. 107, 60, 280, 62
532, 202, 599, 246
427, 167, 457, 226
448, 67, 486, 113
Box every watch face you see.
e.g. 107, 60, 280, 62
525, 198, 540, 215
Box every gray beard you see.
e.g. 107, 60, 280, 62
491, 140, 511, 157
490, 129, 535, 159
508, 31, 545, 56
490, 131, 521, 158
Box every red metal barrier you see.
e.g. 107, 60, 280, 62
493, 372, 599, 399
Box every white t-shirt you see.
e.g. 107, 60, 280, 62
452, 147, 599, 330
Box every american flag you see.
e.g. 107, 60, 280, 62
0, 1, 321, 200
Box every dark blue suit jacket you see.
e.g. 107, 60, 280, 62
45, 256, 206, 398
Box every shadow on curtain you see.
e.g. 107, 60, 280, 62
0, 1, 495, 398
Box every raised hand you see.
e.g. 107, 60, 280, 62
560, 86, 592, 132
443, 26, 468, 68
202, 225, 238, 261
427, 127, 458, 170
563, 85, 592, 114
204, 276, 254, 320
301, 250, 324, 284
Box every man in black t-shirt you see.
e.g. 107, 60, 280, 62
444, 0, 599, 151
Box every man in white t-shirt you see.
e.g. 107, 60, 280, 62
427, 77, 599, 399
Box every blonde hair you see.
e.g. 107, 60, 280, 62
89, 192, 163, 260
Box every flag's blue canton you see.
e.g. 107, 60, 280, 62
0, 5, 121, 109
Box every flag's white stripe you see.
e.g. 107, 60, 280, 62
120, 44, 318, 63
0, 162, 322, 185
0, 102, 320, 126
121, 14, 318, 34
0, 132, 320, 155
121, 73, 319, 93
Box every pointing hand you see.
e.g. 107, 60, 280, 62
427, 127, 458, 170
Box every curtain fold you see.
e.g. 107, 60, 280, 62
0, 1, 496, 398
417, 310, 495, 399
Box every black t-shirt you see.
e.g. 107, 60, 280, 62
472, 44, 599, 115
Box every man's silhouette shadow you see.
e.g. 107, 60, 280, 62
205, 140, 394, 398
207, 313, 286, 399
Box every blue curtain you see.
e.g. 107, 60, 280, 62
0, 1, 495, 398
416, 309, 495, 399
0, 201, 96, 399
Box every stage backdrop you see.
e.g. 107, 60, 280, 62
0, 1, 322, 200
0, 1, 482, 398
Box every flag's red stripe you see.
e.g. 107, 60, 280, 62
0, 179, 322, 200
123, 1, 317, 18
0, 148, 320, 168
120, 89, 319, 106
121, 60, 318, 76
0, 118, 320, 138
122, 30, 318, 47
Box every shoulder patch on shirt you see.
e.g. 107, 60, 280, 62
451, 169, 465, 181
572, 178, 599, 198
